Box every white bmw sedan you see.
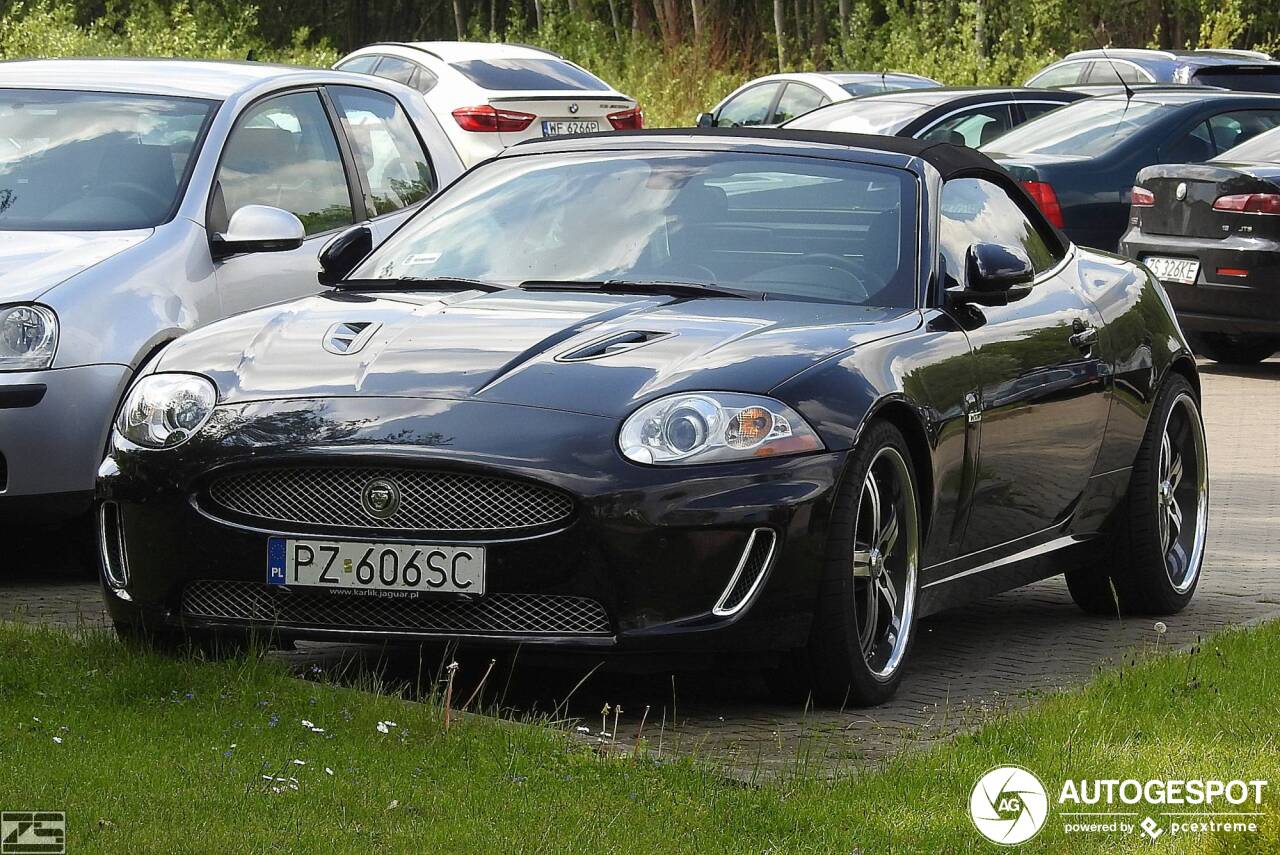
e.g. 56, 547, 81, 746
0, 59, 464, 532
335, 41, 641, 166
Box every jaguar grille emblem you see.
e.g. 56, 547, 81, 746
324, 321, 380, 355
1175, 182, 1188, 201
568, 102, 579, 114
361, 478, 401, 519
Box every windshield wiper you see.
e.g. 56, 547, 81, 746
519, 279, 758, 299
339, 276, 507, 292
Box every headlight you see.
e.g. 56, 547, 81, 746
619, 392, 823, 465
0, 304, 57, 371
116, 373, 217, 449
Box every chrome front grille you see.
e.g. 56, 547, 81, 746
181, 580, 612, 636
206, 467, 574, 532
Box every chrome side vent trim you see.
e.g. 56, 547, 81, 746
557, 330, 674, 362
713, 527, 777, 617
99, 501, 129, 589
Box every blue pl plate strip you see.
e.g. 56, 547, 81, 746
267, 537, 287, 585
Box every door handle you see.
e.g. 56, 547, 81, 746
1069, 323, 1098, 353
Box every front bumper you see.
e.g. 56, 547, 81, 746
99, 397, 845, 654
0, 364, 131, 522
1121, 229, 1280, 335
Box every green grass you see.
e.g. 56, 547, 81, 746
1, 619, 1277, 853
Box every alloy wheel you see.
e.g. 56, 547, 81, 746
1157, 392, 1209, 594
851, 446, 919, 679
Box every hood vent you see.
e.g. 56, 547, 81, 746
557, 330, 674, 362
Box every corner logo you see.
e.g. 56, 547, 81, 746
970, 766, 1049, 845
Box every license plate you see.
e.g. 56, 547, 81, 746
267, 537, 484, 595
1144, 255, 1200, 284
542, 119, 600, 136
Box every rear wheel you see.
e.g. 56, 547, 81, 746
804, 421, 921, 707
1187, 332, 1277, 365
1066, 374, 1208, 615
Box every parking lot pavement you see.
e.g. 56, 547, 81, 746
4, 359, 1279, 776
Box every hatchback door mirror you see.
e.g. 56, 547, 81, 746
696, 111, 715, 128
950, 243, 1034, 305
318, 224, 373, 286
211, 205, 305, 259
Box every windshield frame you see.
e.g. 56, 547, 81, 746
0, 86, 220, 232
345, 147, 926, 310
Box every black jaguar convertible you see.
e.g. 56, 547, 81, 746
98, 129, 1209, 707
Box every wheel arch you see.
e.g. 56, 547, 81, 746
856, 397, 935, 540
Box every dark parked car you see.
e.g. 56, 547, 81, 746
1122, 126, 1280, 364
1027, 48, 1280, 93
695, 72, 939, 128
99, 129, 1207, 708
782, 87, 1085, 147
982, 89, 1280, 250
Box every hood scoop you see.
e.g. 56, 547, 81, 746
556, 330, 675, 362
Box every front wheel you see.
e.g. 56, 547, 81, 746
805, 421, 922, 707
1187, 332, 1277, 365
1066, 374, 1208, 615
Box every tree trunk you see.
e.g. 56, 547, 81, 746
839, 0, 850, 39
690, 0, 703, 39
974, 0, 986, 73
490, 0, 497, 34
811, 0, 826, 68
533, 0, 543, 30
452, 0, 466, 39
607, 0, 622, 41
773, 0, 786, 71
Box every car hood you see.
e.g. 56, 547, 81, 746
0, 229, 153, 302
157, 288, 919, 418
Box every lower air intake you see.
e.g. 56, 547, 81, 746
181, 580, 612, 636
713, 528, 777, 616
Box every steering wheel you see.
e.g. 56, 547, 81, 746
96, 181, 170, 214
747, 252, 870, 301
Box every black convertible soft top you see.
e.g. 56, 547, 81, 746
513, 126, 1004, 181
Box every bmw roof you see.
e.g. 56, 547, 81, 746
0, 58, 348, 99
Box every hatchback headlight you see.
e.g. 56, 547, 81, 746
116, 373, 217, 449
619, 392, 823, 465
0, 304, 58, 371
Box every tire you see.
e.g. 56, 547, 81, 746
1066, 374, 1208, 616
803, 420, 922, 707
1187, 332, 1277, 365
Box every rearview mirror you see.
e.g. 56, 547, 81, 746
696, 112, 715, 128
950, 243, 1034, 306
210, 205, 304, 259
318, 224, 373, 286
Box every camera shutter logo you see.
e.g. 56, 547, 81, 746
1, 811, 65, 855
969, 766, 1049, 845
361, 478, 401, 519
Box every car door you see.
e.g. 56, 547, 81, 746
940, 177, 1110, 554
771, 82, 828, 124
1026, 60, 1089, 88
327, 85, 439, 244
209, 89, 359, 315
715, 82, 783, 127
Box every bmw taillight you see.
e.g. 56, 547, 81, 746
1212, 193, 1280, 215
1020, 180, 1065, 229
607, 106, 644, 130
451, 105, 536, 133
1131, 186, 1155, 207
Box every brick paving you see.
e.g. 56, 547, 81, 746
4, 358, 1279, 776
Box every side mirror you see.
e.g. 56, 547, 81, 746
949, 243, 1034, 306
318, 224, 373, 286
211, 205, 305, 259
696, 112, 715, 128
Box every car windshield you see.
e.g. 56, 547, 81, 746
980, 99, 1166, 157
0, 89, 216, 231
352, 151, 918, 307
1214, 124, 1280, 161
450, 58, 609, 91
786, 99, 927, 134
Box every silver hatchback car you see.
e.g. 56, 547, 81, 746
0, 59, 464, 528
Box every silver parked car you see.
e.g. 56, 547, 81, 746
0, 59, 464, 529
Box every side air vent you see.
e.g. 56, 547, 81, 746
713, 528, 777, 617
557, 330, 674, 362
0, 451, 7, 493
99, 501, 129, 588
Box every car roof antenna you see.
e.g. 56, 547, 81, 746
1091, 27, 1134, 100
